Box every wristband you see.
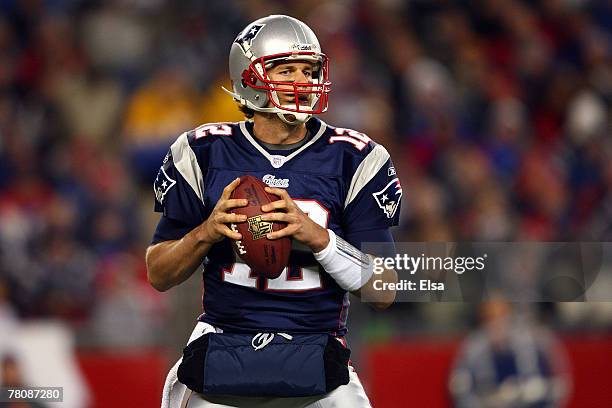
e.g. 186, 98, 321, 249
313, 229, 373, 291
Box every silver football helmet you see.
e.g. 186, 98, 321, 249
223, 15, 331, 125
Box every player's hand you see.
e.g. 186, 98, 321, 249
197, 178, 248, 244
260, 187, 330, 252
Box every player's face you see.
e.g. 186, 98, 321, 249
267, 61, 316, 106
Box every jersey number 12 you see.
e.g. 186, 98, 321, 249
222, 200, 329, 291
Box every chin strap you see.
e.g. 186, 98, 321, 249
221, 86, 312, 125
276, 107, 311, 125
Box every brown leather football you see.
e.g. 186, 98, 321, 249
229, 175, 290, 279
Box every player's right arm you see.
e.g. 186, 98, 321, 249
145, 128, 247, 292
146, 228, 212, 292
146, 178, 247, 291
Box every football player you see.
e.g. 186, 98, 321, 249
146, 15, 401, 408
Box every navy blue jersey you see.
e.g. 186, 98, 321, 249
152, 118, 401, 335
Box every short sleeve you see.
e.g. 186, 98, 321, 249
151, 215, 196, 244
153, 133, 207, 228
342, 145, 402, 233
344, 228, 396, 257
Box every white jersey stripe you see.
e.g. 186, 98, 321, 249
170, 132, 205, 204
344, 144, 390, 208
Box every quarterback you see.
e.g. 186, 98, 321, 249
146, 15, 401, 408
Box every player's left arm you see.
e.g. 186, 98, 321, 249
345, 228, 398, 311
261, 187, 398, 310
352, 263, 398, 311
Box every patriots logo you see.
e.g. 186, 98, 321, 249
154, 166, 176, 205
372, 178, 402, 218
234, 24, 265, 52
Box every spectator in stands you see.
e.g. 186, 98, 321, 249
449, 300, 570, 408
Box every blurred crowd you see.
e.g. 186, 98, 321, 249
0, 0, 610, 348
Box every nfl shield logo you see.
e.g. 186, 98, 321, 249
372, 178, 402, 218
270, 155, 286, 168
247, 215, 273, 240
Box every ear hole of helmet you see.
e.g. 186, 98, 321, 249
241, 69, 258, 88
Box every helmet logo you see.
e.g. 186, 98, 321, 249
235, 23, 265, 52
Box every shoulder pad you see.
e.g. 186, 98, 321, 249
185, 122, 241, 145
325, 125, 376, 154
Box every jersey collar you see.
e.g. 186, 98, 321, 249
238, 118, 327, 169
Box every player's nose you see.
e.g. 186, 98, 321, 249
293, 70, 310, 84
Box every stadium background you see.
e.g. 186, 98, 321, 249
0, 0, 610, 407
